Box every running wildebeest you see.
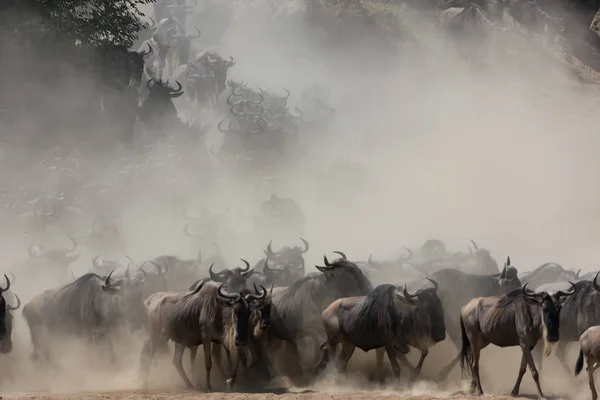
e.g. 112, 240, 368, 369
314, 279, 445, 381
434, 257, 522, 379
22, 271, 131, 363
0, 274, 21, 354
532, 271, 600, 375
140, 281, 270, 391
459, 282, 575, 397
575, 325, 600, 400
263, 252, 374, 380
249, 239, 310, 287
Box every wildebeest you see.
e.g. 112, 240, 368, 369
26, 236, 81, 281
418, 239, 499, 275
140, 281, 270, 391
253, 194, 306, 245
314, 279, 445, 381
263, 252, 373, 380
208, 259, 255, 292
532, 271, 600, 375
459, 282, 575, 397
433, 257, 522, 379
152, 15, 186, 78
575, 325, 600, 400
0, 274, 21, 354
518, 262, 580, 289
152, 247, 225, 291
22, 271, 130, 363
506, 0, 563, 43
250, 238, 310, 287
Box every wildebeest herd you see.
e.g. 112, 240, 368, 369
3, 0, 600, 398
4, 234, 600, 399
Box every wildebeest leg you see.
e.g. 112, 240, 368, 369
190, 346, 198, 383
202, 338, 213, 392
522, 345, 545, 398
173, 343, 194, 389
438, 353, 461, 380
510, 352, 529, 396
375, 348, 386, 381
554, 341, 572, 375
409, 348, 429, 381
226, 350, 243, 391
438, 318, 461, 380
139, 338, 157, 389
586, 354, 599, 400
336, 340, 356, 375
211, 343, 228, 380
384, 344, 401, 380
468, 342, 484, 395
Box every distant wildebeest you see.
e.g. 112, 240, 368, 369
0, 274, 21, 354
506, 0, 563, 43
433, 257, 522, 379
26, 236, 81, 282
140, 281, 271, 391
518, 262, 580, 289
314, 279, 445, 381
263, 252, 374, 380
418, 239, 499, 275
575, 325, 600, 400
22, 271, 136, 363
359, 248, 423, 286
249, 239, 310, 287
459, 282, 575, 397
152, 247, 225, 291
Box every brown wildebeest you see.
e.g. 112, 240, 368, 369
459, 282, 575, 397
575, 325, 600, 400
139, 280, 270, 391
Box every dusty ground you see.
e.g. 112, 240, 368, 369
2, 391, 561, 400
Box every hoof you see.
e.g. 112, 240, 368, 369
226, 379, 234, 392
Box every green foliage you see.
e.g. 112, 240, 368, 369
0, 0, 155, 48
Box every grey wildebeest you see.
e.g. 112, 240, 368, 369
263, 252, 373, 381
433, 257, 522, 379
314, 279, 445, 382
518, 262, 580, 289
418, 239, 499, 275
575, 325, 600, 400
26, 236, 81, 282
505, 0, 563, 43
459, 282, 575, 397
532, 271, 600, 375
249, 239, 310, 287
140, 281, 271, 391
0, 274, 21, 353
22, 271, 132, 363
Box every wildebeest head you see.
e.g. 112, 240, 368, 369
316, 251, 374, 296
249, 283, 273, 330
498, 256, 521, 289
182, 207, 228, 239
91, 254, 133, 276
139, 78, 183, 126
200, 52, 235, 94
127, 44, 153, 88
264, 238, 308, 274
90, 214, 121, 239
464, 239, 499, 272
402, 278, 446, 343
28, 236, 81, 266
521, 282, 569, 344
0, 274, 20, 353
209, 259, 254, 292
177, 28, 202, 66
217, 284, 255, 347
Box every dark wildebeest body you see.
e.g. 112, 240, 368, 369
22, 272, 129, 363
433, 258, 522, 379
264, 253, 373, 380
315, 280, 445, 381
420, 240, 499, 276
532, 272, 600, 375
0, 275, 21, 353
140, 281, 270, 391
459, 283, 575, 397
575, 325, 600, 400
153, 251, 225, 291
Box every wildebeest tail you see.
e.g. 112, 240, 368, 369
459, 316, 471, 376
575, 348, 584, 376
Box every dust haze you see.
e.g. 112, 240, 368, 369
0, 0, 599, 398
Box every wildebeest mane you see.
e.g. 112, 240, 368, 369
494, 287, 524, 308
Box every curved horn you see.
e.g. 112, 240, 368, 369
183, 220, 200, 237
323, 255, 331, 267
147, 77, 155, 90
247, 284, 267, 301
282, 89, 290, 106
5, 272, 15, 286
217, 283, 240, 301
140, 42, 153, 57
6, 294, 21, 311
266, 240, 278, 257
426, 277, 439, 292
0, 274, 9, 292
403, 283, 419, 299
399, 247, 413, 262
172, 80, 183, 92
470, 239, 479, 250
300, 237, 310, 253
209, 263, 226, 282
593, 271, 600, 293
104, 270, 115, 287
125, 255, 135, 268
67, 236, 77, 252
137, 266, 148, 282
148, 18, 156, 29
239, 259, 250, 272
333, 251, 347, 260
556, 281, 577, 298
190, 27, 201, 39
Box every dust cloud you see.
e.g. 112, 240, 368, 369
0, 0, 599, 398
